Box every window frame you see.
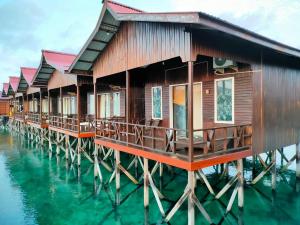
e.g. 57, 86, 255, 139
113, 92, 121, 117
214, 77, 235, 124
151, 86, 163, 120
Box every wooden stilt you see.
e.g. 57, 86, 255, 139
65, 135, 69, 161
296, 143, 300, 179
115, 150, 120, 191
78, 138, 81, 167
56, 133, 60, 155
188, 171, 195, 225
144, 158, 149, 208
237, 159, 244, 208
271, 150, 276, 190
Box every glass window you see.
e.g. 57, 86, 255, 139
87, 93, 95, 115
42, 99, 48, 113
99, 94, 110, 118
215, 77, 234, 123
152, 86, 162, 119
113, 92, 120, 117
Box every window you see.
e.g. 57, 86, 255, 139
113, 92, 120, 117
99, 93, 110, 118
215, 77, 234, 123
87, 93, 95, 115
61, 96, 77, 115
42, 99, 48, 113
152, 86, 162, 119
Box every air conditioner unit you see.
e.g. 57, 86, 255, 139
213, 58, 236, 69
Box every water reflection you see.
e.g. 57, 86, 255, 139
0, 131, 300, 225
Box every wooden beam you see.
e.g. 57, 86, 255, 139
60, 87, 63, 118
188, 61, 194, 162
126, 71, 131, 143
77, 85, 80, 134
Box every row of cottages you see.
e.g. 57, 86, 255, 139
66, 1, 300, 166
2, 1, 300, 223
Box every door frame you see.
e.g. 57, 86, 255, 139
169, 82, 203, 130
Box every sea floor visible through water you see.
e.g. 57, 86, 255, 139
0, 130, 299, 225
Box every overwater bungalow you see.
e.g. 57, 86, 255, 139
68, 1, 300, 224
7, 76, 20, 123
12, 67, 38, 134
31, 50, 95, 165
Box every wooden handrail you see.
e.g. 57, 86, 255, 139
95, 119, 252, 160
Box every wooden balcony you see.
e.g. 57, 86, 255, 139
27, 112, 49, 128
49, 115, 95, 138
95, 119, 253, 170
14, 112, 25, 122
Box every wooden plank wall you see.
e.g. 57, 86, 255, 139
93, 22, 191, 80
144, 63, 253, 128
0, 100, 9, 115
260, 63, 300, 152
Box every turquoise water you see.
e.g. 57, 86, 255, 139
0, 130, 299, 225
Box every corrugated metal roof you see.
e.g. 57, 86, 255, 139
32, 50, 77, 87
17, 67, 37, 93
7, 76, 20, 95
2, 83, 9, 96
107, 0, 143, 14
69, 0, 300, 74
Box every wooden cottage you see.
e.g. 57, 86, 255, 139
68, 3, 300, 220
31, 50, 94, 165
0, 91, 9, 116
7, 76, 20, 119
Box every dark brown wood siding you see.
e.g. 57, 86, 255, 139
93, 22, 191, 80
144, 64, 253, 128
0, 100, 9, 115
252, 63, 300, 153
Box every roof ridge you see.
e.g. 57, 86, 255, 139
107, 0, 144, 13
42, 49, 77, 57
9, 76, 19, 79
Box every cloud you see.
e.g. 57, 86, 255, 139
0, 0, 100, 84
170, 0, 300, 48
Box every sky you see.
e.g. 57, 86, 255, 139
0, 0, 300, 90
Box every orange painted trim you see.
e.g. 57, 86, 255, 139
95, 139, 192, 170
190, 149, 252, 170
49, 126, 95, 138
95, 139, 253, 171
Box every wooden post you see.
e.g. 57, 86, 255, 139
144, 158, 149, 208
126, 70, 130, 143
77, 85, 80, 133
272, 150, 276, 190
65, 135, 69, 161
115, 150, 121, 205
56, 133, 60, 156
48, 90, 50, 118
237, 159, 244, 208
94, 83, 97, 133
296, 143, 300, 179
188, 171, 195, 225
60, 87, 63, 127
39, 90, 42, 123
78, 138, 81, 167
187, 61, 194, 162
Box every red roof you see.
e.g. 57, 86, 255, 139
42, 50, 77, 71
21, 67, 37, 85
107, 0, 143, 14
3, 83, 9, 94
9, 76, 20, 92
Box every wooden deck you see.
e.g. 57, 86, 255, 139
95, 138, 252, 171
49, 125, 95, 138
27, 121, 48, 129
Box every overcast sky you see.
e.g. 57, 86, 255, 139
0, 0, 299, 89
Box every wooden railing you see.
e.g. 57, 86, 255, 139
95, 119, 252, 160
27, 112, 48, 124
14, 112, 25, 121
49, 115, 95, 133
